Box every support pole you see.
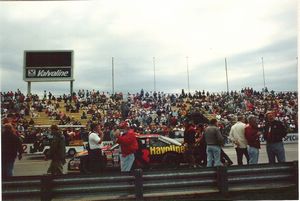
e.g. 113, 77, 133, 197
112, 57, 115, 95
217, 166, 228, 195
70, 80, 73, 95
261, 57, 266, 91
27, 81, 31, 95
225, 58, 229, 94
41, 174, 53, 201
134, 169, 144, 200
153, 57, 156, 92
186, 56, 190, 94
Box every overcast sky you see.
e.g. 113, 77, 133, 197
0, 0, 298, 96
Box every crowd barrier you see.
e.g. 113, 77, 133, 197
2, 161, 298, 201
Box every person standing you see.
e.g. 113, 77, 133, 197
114, 122, 138, 172
194, 124, 207, 166
204, 119, 224, 167
2, 124, 23, 178
245, 115, 261, 164
229, 115, 249, 165
88, 123, 104, 173
47, 125, 66, 175
183, 121, 196, 168
263, 111, 287, 164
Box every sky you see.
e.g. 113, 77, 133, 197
0, 0, 298, 96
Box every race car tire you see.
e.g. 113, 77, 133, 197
68, 149, 76, 157
162, 152, 180, 168
43, 149, 49, 157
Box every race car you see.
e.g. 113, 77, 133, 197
68, 134, 188, 173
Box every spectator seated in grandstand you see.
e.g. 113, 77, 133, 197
81, 111, 87, 119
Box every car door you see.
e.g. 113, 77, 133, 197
148, 137, 169, 163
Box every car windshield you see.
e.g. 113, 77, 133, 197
159, 136, 182, 146
109, 143, 119, 150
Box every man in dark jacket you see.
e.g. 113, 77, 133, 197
183, 122, 196, 168
2, 124, 23, 178
47, 125, 66, 175
204, 119, 224, 167
263, 111, 287, 164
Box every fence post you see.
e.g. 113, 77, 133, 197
41, 174, 53, 201
216, 166, 228, 195
292, 161, 298, 188
134, 169, 144, 200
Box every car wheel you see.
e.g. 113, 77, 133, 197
68, 149, 76, 157
44, 149, 49, 157
162, 152, 180, 168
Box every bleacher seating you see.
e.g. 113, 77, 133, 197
24, 99, 214, 126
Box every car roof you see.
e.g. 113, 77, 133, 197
137, 134, 181, 146
109, 134, 182, 150
137, 134, 160, 138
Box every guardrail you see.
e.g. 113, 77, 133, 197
2, 161, 298, 201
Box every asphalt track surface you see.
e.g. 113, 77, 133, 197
13, 143, 298, 176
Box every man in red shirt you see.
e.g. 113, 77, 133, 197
114, 122, 138, 172
245, 115, 261, 164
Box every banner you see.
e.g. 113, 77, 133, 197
26, 68, 71, 78
224, 133, 298, 146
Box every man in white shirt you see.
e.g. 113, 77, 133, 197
229, 115, 249, 165
88, 123, 104, 173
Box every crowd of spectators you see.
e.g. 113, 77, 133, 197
1, 87, 298, 145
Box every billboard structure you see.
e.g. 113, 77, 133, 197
23, 50, 74, 95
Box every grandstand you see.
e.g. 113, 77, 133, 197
1, 89, 298, 139
23, 101, 90, 126
22, 98, 215, 126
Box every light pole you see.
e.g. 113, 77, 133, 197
261, 57, 266, 91
186, 56, 190, 93
112, 57, 114, 94
225, 58, 229, 94
153, 57, 156, 92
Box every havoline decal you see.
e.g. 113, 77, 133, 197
149, 145, 185, 155
26, 68, 71, 78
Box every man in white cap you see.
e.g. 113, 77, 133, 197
114, 122, 138, 172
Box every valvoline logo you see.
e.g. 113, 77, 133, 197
149, 145, 185, 155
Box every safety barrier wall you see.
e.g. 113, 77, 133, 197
2, 161, 298, 201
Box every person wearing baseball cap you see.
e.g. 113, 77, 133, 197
114, 121, 138, 172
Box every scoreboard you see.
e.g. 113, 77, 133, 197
23, 50, 74, 82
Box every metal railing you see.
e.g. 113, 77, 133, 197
2, 161, 298, 201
